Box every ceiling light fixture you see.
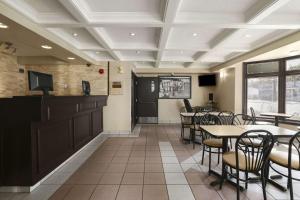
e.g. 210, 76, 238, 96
72, 32, 78, 37
192, 33, 198, 37
96, 51, 100, 54
245, 34, 252, 38
41, 45, 52, 49
180, 50, 184, 54
67, 57, 75, 60
0, 22, 8, 29
130, 32, 136, 36
136, 50, 140, 54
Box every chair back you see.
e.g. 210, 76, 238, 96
235, 130, 274, 172
289, 131, 300, 170
233, 114, 254, 125
183, 99, 193, 112
199, 114, 222, 140
218, 111, 234, 125
249, 107, 257, 123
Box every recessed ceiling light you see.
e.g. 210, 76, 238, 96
0, 22, 8, 29
130, 32, 136, 36
192, 33, 198, 37
67, 57, 75, 60
72, 32, 78, 37
96, 51, 100, 54
136, 50, 140, 54
245, 34, 252, 38
180, 50, 184, 54
41, 45, 52, 49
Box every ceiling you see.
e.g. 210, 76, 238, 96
0, 14, 89, 64
0, 0, 300, 69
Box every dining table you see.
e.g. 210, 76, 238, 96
260, 112, 293, 126
200, 124, 297, 191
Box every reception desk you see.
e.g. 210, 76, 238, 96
0, 95, 107, 187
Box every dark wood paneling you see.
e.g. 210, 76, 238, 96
74, 114, 91, 149
0, 95, 107, 186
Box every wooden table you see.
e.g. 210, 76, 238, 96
260, 112, 292, 126
200, 125, 296, 191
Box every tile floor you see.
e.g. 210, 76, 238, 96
0, 124, 299, 200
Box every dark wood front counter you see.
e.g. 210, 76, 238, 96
0, 95, 107, 186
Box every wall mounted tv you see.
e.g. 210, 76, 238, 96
198, 74, 216, 86
28, 71, 53, 95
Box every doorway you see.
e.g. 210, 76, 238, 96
135, 77, 158, 124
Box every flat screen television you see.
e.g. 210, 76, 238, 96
198, 74, 216, 86
28, 71, 53, 95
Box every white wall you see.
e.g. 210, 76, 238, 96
158, 75, 216, 123
103, 62, 133, 134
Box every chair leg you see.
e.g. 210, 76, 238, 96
288, 166, 294, 200
236, 168, 240, 200
245, 172, 248, 189
181, 126, 184, 139
217, 148, 220, 164
208, 147, 211, 175
261, 169, 267, 200
201, 145, 205, 165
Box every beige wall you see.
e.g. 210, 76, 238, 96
158, 75, 216, 123
215, 68, 235, 112
103, 62, 134, 133
0, 51, 108, 97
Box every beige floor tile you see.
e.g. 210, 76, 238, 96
190, 185, 222, 200
128, 157, 145, 163
145, 157, 162, 163
106, 163, 127, 173
145, 163, 164, 172
65, 172, 103, 185
116, 185, 143, 200
144, 173, 166, 184
111, 156, 129, 163
63, 185, 96, 200
49, 185, 72, 200
99, 173, 124, 184
143, 185, 168, 200
90, 185, 119, 200
125, 163, 145, 172
122, 173, 144, 184
185, 172, 214, 185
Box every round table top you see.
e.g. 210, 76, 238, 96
260, 112, 292, 118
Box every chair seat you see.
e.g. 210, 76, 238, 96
269, 150, 300, 170
255, 121, 273, 125
223, 152, 256, 171
239, 138, 263, 147
203, 138, 222, 148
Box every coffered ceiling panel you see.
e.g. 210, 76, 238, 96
48, 28, 103, 50
97, 27, 160, 49
1, 0, 299, 69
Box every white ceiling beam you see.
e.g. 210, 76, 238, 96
58, 0, 121, 61
155, 0, 183, 67
189, 0, 291, 67
245, 0, 291, 24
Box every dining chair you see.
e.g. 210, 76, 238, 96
190, 111, 208, 148
220, 130, 275, 200
218, 111, 235, 125
268, 131, 300, 200
250, 107, 273, 125
180, 112, 194, 142
232, 114, 254, 125
199, 114, 223, 174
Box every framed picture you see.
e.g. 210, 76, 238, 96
159, 76, 191, 99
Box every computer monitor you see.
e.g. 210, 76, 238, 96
82, 81, 91, 96
28, 71, 53, 95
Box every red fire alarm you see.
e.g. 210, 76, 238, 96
99, 68, 104, 74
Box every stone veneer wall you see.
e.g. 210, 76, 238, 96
0, 51, 108, 97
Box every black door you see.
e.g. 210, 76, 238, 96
136, 77, 158, 123
131, 72, 138, 130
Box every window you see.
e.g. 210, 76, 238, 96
243, 56, 300, 123
247, 77, 278, 115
